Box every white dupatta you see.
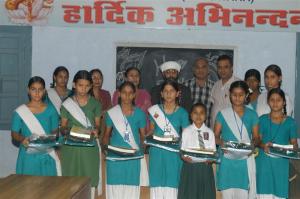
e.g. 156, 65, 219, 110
107, 105, 138, 150
15, 104, 62, 176
148, 104, 179, 138
221, 107, 257, 199
107, 105, 149, 186
62, 97, 103, 195
47, 88, 62, 114
62, 97, 92, 128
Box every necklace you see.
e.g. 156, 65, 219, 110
161, 104, 177, 134
232, 108, 244, 140
121, 105, 134, 142
121, 108, 130, 142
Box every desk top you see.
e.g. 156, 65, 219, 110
0, 175, 91, 199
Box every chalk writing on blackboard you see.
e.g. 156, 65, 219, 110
116, 48, 147, 83
116, 46, 234, 92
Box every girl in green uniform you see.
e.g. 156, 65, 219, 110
60, 70, 102, 199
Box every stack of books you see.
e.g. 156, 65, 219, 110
106, 145, 143, 161
107, 145, 136, 156
27, 134, 61, 154
182, 148, 216, 155
64, 126, 95, 147
181, 148, 220, 163
69, 126, 91, 140
268, 144, 300, 160
221, 141, 254, 160
144, 135, 180, 152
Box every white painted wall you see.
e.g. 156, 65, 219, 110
0, 130, 18, 177
32, 27, 296, 100
1, 26, 296, 178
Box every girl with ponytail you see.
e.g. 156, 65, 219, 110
256, 88, 298, 199
256, 65, 293, 116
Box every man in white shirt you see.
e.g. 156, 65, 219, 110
210, 55, 240, 127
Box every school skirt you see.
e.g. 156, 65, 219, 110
178, 162, 216, 199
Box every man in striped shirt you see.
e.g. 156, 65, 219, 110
185, 57, 215, 127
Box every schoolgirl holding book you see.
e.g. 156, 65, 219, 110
11, 76, 61, 176
214, 81, 260, 199
256, 88, 298, 199
102, 81, 148, 199
178, 102, 216, 199
60, 70, 102, 199
147, 80, 189, 199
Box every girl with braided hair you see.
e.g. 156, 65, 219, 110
256, 65, 293, 117
256, 88, 298, 199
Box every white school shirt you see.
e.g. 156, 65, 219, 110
256, 91, 294, 117
210, 75, 240, 127
181, 123, 216, 151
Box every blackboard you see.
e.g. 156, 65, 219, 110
116, 46, 234, 92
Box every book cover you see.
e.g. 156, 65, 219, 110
182, 148, 216, 155
70, 126, 91, 139
107, 145, 136, 155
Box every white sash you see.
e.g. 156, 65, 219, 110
139, 156, 149, 186
148, 105, 179, 138
62, 97, 92, 128
47, 88, 62, 114
246, 104, 254, 111
62, 98, 103, 195
15, 104, 62, 176
221, 107, 257, 199
97, 139, 102, 196
107, 105, 139, 150
221, 108, 250, 143
107, 105, 148, 186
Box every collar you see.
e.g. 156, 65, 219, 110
194, 78, 209, 87
223, 75, 235, 86
220, 75, 237, 90
192, 122, 206, 132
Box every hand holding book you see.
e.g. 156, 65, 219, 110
181, 155, 193, 163
90, 128, 99, 138
263, 142, 273, 153
22, 137, 29, 147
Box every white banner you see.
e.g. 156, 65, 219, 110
1, 0, 300, 32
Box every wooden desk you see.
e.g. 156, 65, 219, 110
0, 175, 91, 199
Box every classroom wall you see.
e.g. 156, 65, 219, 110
0, 27, 297, 177
295, 34, 300, 132
32, 27, 296, 100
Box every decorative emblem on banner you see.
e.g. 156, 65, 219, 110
5, 0, 54, 25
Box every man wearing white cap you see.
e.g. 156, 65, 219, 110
150, 61, 192, 111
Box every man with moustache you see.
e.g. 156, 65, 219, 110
185, 57, 215, 127
150, 61, 192, 112
210, 55, 240, 127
